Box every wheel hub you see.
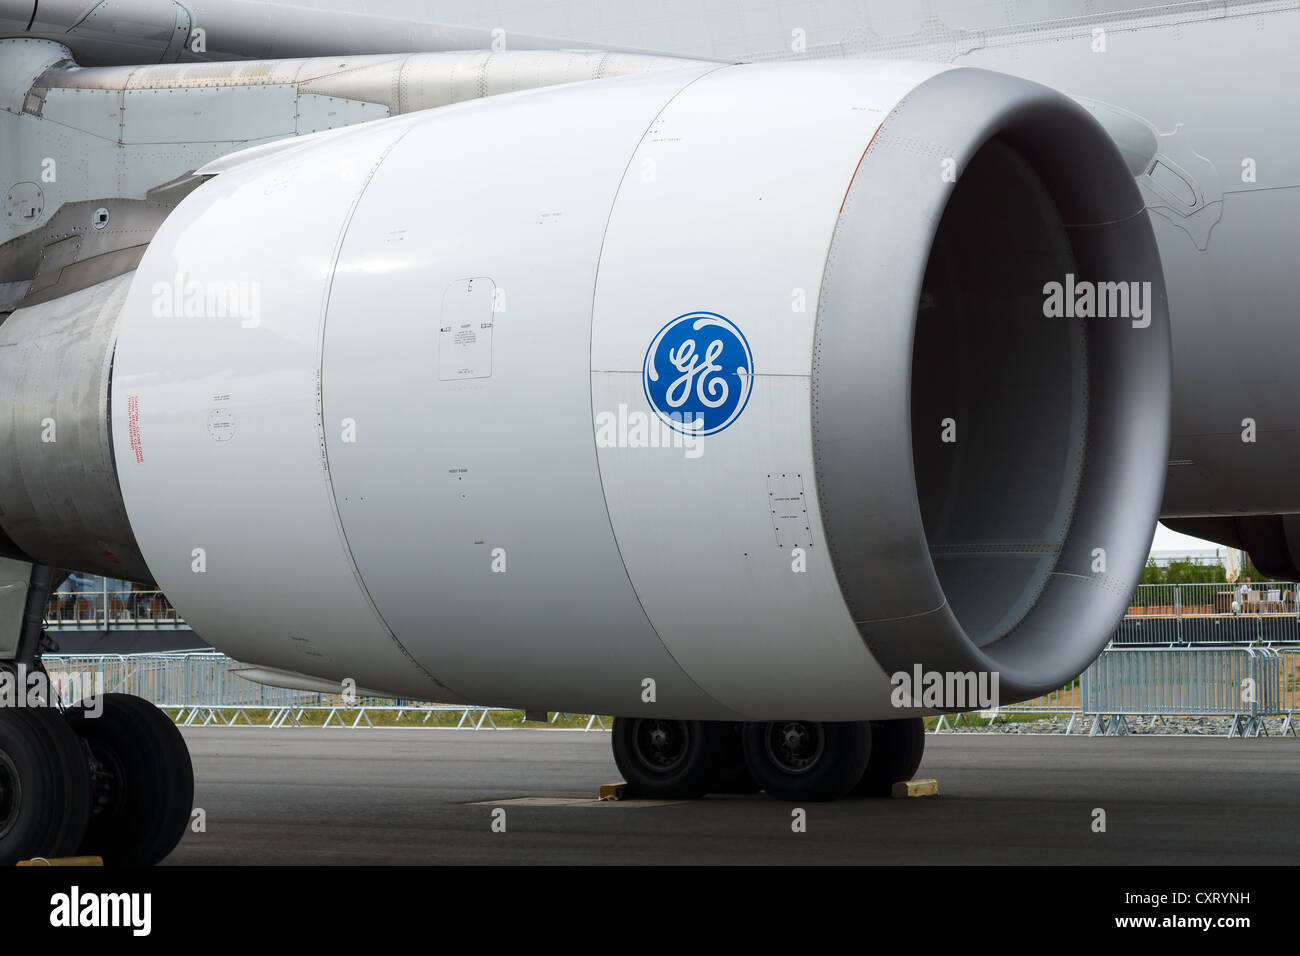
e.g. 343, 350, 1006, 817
86, 746, 123, 822
766, 721, 824, 775
633, 719, 690, 773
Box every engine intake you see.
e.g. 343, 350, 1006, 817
816, 69, 1170, 701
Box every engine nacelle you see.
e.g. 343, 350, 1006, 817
13, 61, 1171, 718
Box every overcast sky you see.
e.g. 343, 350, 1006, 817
1150, 522, 1222, 555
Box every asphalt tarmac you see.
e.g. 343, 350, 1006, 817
163, 727, 1300, 865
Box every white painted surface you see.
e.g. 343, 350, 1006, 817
112, 62, 958, 717
319, 68, 738, 716
590, 62, 947, 717
111, 112, 451, 701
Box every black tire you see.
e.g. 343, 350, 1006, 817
65, 694, 194, 866
0, 709, 62, 866
852, 717, 926, 797
742, 720, 872, 802
26, 707, 92, 857
612, 717, 733, 799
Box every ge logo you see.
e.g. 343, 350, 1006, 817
643, 312, 754, 437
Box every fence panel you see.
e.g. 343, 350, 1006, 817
1113, 581, 1300, 646
1081, 646, 1279, 720
35, 652, 594, 730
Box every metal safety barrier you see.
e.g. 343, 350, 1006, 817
1080, 646, 1282, 737
1114, 581, 1300, 646
1270, 646, 1300, 735
993, 683, 1081, 714
37, 652, 610, 731
37, 648, 1298, 738
938, 645, 1297, 738
166, 703, 526, 729
935, 682, 1081, 732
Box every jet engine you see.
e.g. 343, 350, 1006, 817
0, 60, 1171, 719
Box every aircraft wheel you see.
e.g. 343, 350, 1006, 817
742, 720, 871, 802
65, 694, 194, 866
0, 707, 91, 866
852, 717, 926, 797
612, 717, 732, 798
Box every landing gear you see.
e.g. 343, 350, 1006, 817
65, 694, 194, 867
2, 562, 191, 864
612, 718, 741, 798
610, 715, 926, 802
852, 717, 926, 797
0, 693, 193, 866
741, 720, 872, 801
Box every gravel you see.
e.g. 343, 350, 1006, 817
935, 713, 1297, 736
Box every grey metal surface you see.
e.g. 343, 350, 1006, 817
0, 36, 68, 112
812, 66, 1171, 700
30, 49, 703, 102
0, 198, 173, 310
162, 728, 1300, 865
0, 273, 151, 581
0, 557, 29, 657
43, 630, 206, 654
12, 561, 56, 662
1, 45, 702, 298
0, 0, 673, 67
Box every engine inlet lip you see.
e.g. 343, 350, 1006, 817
810, 66, 1172, 701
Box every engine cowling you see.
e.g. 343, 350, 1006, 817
4, 60, 1172, 718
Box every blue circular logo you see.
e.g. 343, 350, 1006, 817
643, 312, 754, 437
